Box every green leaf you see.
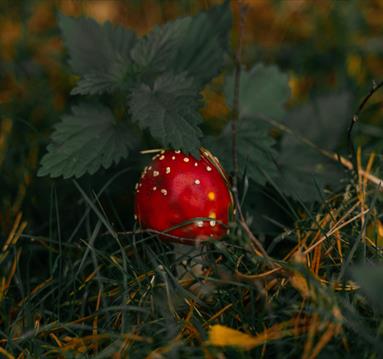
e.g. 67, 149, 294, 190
38, 104, 132, 178
70, 62, 128, 96
244, 183, 292, 235
276, 93, 350, 202
172, 0, 231, 86
225, 64, 291, 120
282, 93, 351, 151
59, 14, 137, 94
130, 0, 231, 86
131, 18, 190, 80
129, 73, 203, 156
276, 145, 343, 202
207, 63, 288, 185
352, 264, 383, 314
205, 119, 278, 186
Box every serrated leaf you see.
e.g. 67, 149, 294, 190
206, 64, 288, 186
225, 64, 291, 121
131, 0, 231, 86
276, 93, 350, 202
59, 14, 136, 73
172, 0, 231, 86
38, 104, 132, 179
59, 14, 137, 94
70, 63, 125, 96
131, 18, 190, 79
205, 118, 278, 186
129, 73, 202, 156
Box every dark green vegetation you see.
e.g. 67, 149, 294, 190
1, 1, 383, 357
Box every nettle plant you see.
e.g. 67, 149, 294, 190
38, 1, 350, 218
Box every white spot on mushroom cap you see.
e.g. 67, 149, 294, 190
194, 162, 198, 167
153, 186, 157, 191
161, 189, 167, 195
209, 220, 216, 227
153, 171, 159, 177
206, 166, 212, 172
172, 156, 176, 160
183, 157, 190, 163
175, 150, 181, 154
159, 155, 165, 160
194, 179, 200, 185
166, 167, 171, 174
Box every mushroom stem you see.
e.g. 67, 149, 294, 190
172, 242, 214, 297
173, 242, 204, 279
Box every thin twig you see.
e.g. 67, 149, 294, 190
347, 80, 383, 175
231, 0, 246, 198
303, 209, 369, 255
229, 2, 272, 261
257, 114, 383, 191
103, 228, 219, 246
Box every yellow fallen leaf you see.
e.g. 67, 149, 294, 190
366, 220, 383, 248
207, 319, 303, 350
207, 325, 258, 350
291, 272, 311, 298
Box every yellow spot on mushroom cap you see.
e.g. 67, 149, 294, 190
209, 212, 216, 219
208, 192, 215, 201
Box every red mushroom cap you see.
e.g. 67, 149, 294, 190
134, 148, 234, 244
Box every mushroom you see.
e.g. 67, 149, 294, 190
134, 148, 234, 291
134, 148, 233, 244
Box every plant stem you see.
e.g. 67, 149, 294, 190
229, 2, 274, 261
347, 80, 383, 176
260, 114, 383, 191
231, 0, 246, 198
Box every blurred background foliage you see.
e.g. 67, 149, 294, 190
2, 1, 383, 357
1, 0, 383, 234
